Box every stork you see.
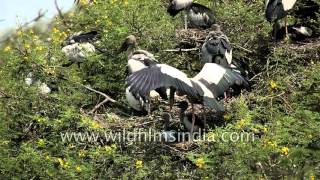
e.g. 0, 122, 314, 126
120, 35, 167, 113
167, 0, 215, 29
265, 0, 297, 39
201, 24, 232, 67
126, 63, 249, 132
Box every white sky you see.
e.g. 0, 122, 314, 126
0, 0, 74, 31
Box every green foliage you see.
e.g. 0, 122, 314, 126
0, 0, 319, 179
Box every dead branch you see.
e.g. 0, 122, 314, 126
22, 9, 47, 28
232, 44, 254, 53
54, 0, 67, 26
163, 48, 199, 52
83, 85, 117, 113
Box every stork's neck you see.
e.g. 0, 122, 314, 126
126, 45, 139, 58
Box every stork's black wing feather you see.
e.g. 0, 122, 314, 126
265, 0, 286, 22
220, 35, 232, 51
69, 31, 99, 43
126, 64, 199, 99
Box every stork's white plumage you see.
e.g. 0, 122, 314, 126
121, 35, 167, 113
62, 42, 95, 63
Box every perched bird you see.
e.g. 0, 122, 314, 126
167, 0, 214, 29
126, 63, 249, 132
64, 31, 99, 45
265, 0, 297, 39
120, 35, 167, 113
201, 24, 232, 67
25, 73, 51, 95
61, 31, 98, 67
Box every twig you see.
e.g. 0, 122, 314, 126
54, 0, 67, 26
163, 48, 199, 52
232, 44, 254, 53
250, 72, 264, 81
83, 85, 117, 113
22, 10, 47, 27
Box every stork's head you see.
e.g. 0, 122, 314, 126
176, 101, 189, 112
119, 35, 138, 53
210, 24, 221, 32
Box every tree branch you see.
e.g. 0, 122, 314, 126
54, 0, 67, 26
163, 48, 199, 52
82, 85, 117, 113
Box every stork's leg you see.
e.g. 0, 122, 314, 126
190, 103, 195, 134
285, 16, 289, 39
273, 22, 277, 42
202, 105, 207, 130
184, 14, 188, 30
224, 92, 229, 103
169, 88, 175, 112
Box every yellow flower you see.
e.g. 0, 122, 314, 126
223, 113, 231, 121
124, 0, 128, 6
195, 158, 205, 168
78, 150, 86, 157
111, 144, 116, 148
269, 80, 277, 89
237, 119, 246, 128
3, 46, 11, 52
135, 160, 143, 169
95, 20, 101, 25
262, 127, 268, 133
52, 27, 60, 34
75, 166, 82, 172
57, 158, 69, 168
267, 141, 277, 148
107, 20, 112, 26
281, 147, 289, 156
35, 46, 44, 51
91, 121, 101, 129
310, 175, 315, 180
24, 44, 31, 49
37, 139, 45, 147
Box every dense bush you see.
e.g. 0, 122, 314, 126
0, 0, 319, 179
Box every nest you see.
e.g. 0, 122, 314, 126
175, 28, 210, 49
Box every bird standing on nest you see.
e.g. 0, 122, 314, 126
201, 24, 232, 67
265, 0, 297, 40
167, 0, 215, 29
120, 35, 167, 114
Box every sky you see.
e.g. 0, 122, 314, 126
0, 0, 74, 31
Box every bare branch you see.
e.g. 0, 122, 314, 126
21, 9, 47, 28
54, 0, 67, 26
163, 48, 199, 52
82, 85, 117, 113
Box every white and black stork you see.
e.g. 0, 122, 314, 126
167, 0, 215, 29
126, 63, 249, 132
120, 35, 167, 113
265, 0, 297, 39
